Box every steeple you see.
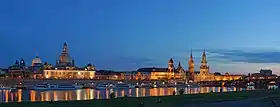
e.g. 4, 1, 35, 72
167, 58, 175, 79
169, 58, 174, 63
189, 49, 194, 63
178, 61, 182, 68
188, 50, 195, 73
177, 61, 184, 73
200, 49, 209, 75
72, 58, 75, 66
201, 49, 207, 64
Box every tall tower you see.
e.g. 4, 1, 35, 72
199, 50, 209, 75
167, 58, 175, 79
188, 51, 195, 81
168, 58, 174, 72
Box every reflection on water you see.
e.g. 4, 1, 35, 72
0, 87, 246, 103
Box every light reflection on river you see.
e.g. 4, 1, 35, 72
0, 87, 246, 103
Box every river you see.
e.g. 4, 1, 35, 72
0, 87, 247, 103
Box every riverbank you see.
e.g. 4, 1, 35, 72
2, 89, 280, 107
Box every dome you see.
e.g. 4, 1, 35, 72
58, 42, 72, 64
32, 56, 42, 66
60, 53, 72, 63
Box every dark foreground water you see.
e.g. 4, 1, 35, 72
0, 87, 247, 103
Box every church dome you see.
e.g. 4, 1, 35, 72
60, 53, 72, 63
32, 56, 42, 66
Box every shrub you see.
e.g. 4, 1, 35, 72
110, 92, 116, 99
179, 89, 184, 95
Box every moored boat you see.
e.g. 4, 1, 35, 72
115, 84, 132, 89
95, 84, 111, 89
0, 86, 17, 90
30, 84, 82, 90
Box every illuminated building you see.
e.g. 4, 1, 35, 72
43, 43, 96, 79
31, 56, 44, 78
136, 58, 186, 80
8, 59, 32, 77
247, 69, 278, 80
192, 50, 242, 82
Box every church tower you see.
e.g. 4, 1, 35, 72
167, 58, 175, 79
199, 50, 209, 75
188, 51, 195, 81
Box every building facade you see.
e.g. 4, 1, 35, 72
191, 50, 242, 82
135, 59, 186, 80
42, 43, 96, 79
248, 69, 278, 80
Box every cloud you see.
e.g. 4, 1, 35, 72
207, 49, 280, 63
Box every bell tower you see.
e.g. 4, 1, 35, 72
199, 50, 209, 75
167, 58, 175, 79
188, 50, 195, 81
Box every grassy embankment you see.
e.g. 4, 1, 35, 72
2, 89, 280, 107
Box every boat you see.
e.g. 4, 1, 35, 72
83, 83, 95, 89
0, 86, 16, 90
115, 84, 132, 89
30, 84, 82, 90
95, 84, 109, 89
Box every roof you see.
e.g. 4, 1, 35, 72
260, 69, 272, 72
137, 67, 168, 72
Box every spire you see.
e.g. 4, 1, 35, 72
201, 49, 207, 63
189, 49, 194, 64
178, 61, 182, 67
190, 49, 193, 60
177, 61, 184, 73
169, 58, 174, 63
72, 58, 75, 66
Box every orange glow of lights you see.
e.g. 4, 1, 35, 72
5, 91, 9, 103
17, 89, 22, 102
40, 92, 44, 101
30, 90, 36, 102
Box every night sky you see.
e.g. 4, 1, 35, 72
1, 0, 280, 74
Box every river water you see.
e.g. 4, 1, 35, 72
0, 87, 247, 103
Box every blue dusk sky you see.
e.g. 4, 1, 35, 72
1, 0, 280, 74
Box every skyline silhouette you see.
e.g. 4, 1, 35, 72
1, 0, 280, 74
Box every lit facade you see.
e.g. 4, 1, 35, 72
247, 69, 278, 80
189, 50, 243, 82
44, 69, 95, 79
42, 43, 96, 79
136, 59, 186, 80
